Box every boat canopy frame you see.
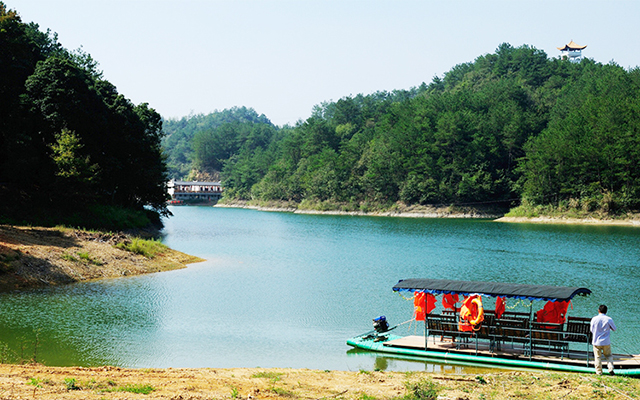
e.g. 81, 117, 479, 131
392, 278, 591, 302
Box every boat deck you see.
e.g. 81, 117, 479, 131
353, 279, 640, 374
384, 335, 640, 369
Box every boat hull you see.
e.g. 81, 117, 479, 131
347, 334, 640, 375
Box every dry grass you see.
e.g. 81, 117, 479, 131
0, 364, 638, 400
0, 225, 203, 291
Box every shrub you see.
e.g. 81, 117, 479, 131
61, 253, 78, 262
77, 251, 103, 265
251, 371, 283, 382
396, 379, 440, 400
270, 387, 294, 397
64, 378, 80, 391
103, 383, 155, 395
118, 384, 155, 394
116, 238, 167, 258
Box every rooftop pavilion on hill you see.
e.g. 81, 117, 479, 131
558, 40, 587, 62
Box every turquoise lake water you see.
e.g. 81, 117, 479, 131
0, 206, 639, 372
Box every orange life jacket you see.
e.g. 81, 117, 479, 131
414, 292, 436, 321
535, 300, 570, 328
458, 295, 484, 332
495, 296, 505, 319
442, 293, 459, 310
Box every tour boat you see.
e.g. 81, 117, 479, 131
347, 279, 640, 375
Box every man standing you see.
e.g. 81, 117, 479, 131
590, 304, 617, 375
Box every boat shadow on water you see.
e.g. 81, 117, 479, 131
346, 347, 520, 374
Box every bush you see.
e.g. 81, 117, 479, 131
396, 379, 440, 400
251, 371, 283, 381
116, 238, 167, 258
117, 384, 155, 394
64, 378, 80, 391
103, 383, 155, 395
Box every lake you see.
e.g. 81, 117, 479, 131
1, 206, 639, 372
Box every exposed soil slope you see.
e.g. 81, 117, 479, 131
0, 225, 203, 291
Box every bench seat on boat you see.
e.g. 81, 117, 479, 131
426, 314, 457, 340
423, 311, 593, 358
564, 317, 592, 343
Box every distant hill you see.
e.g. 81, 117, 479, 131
162, 43, 640, 216
162, 107, 272, 179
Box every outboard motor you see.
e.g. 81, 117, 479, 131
373, 315, 389, 333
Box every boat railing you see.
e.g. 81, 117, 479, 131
424, 312, 592, 366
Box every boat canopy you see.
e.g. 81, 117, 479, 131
393, 279, 591, 302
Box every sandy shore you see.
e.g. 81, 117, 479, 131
1, 364, 637, 400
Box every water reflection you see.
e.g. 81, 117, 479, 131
346, 349, 513, 374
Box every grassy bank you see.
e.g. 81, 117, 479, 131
0, 225, 203, 291
0, 364, 638, 400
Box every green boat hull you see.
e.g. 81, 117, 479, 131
347, 335, 640, 376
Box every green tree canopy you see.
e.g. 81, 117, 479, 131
0, 3, 168, 228
198, 44, 640, 214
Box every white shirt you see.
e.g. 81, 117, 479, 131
590, 313, 617, 346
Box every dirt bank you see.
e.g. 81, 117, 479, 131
215, 200, 640, 226
496, 216, 640, 227
214, 200, 505, 219
0, 225, 203, 291
1, 364, 637, 400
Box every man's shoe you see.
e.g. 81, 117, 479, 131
609, 371, 615, 375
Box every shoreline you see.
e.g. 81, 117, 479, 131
214, 200, 504, 219
0, 364, 634, 400
213, 200, 640, 226
496, 216, 640, 227
0, 225, 204, 291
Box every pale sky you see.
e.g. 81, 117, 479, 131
8, 0, 640, 126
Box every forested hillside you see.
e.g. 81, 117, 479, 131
165, 43, 640, 215
162, 107, 273, 179
0, 4, 168, 228
6, 0, 637, 223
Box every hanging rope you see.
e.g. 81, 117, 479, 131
397, 292, 415, 302
505, 299, 532, 310
386, 318, 417, 336
400, 292, 539, 313
396, 292, 426, 334
395, 319, 414, 328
